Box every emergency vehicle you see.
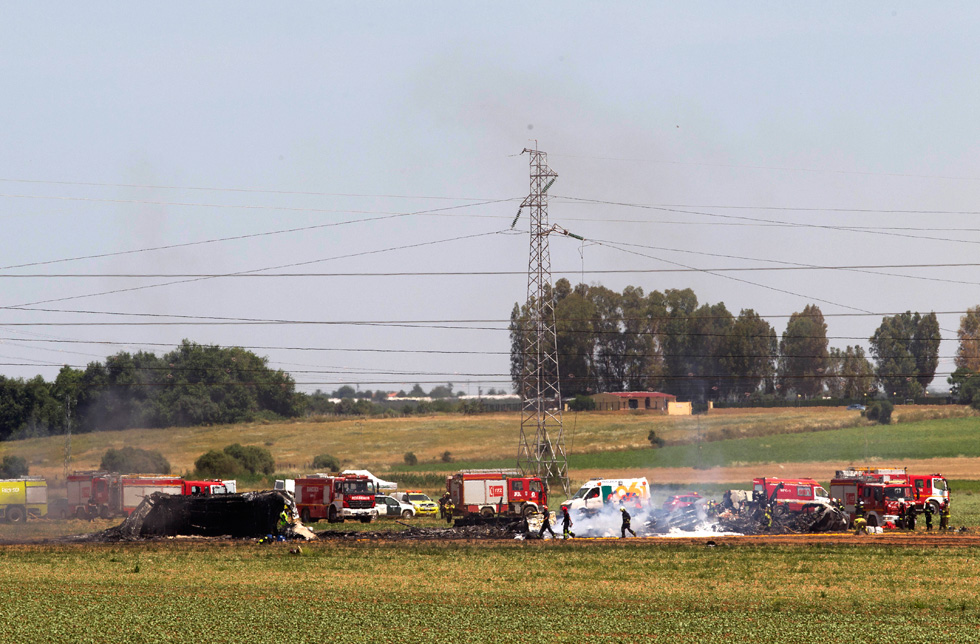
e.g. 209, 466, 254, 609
752, 477, 832, 515
394, 490, 439, 517
830, 469, 915, 528
294, 473, 378, 523
446, 470, 547, 519
561, 477, 649, 515
843, 467, 950, 512
66, 473, 229, 519
0, 477, 47, 522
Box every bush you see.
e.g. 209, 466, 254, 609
223, 443, 275, 475
866, 401, 894, 425
404, 451, 418, 466
194, 450, 242, 478
567, 395, 597, 412
100, 447, 171, 474
312, 453, 340, 471
441, 450, 453, 463
0, 455, 28, 478
647, 430, 665, 448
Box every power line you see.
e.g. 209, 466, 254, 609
4, 261, 980, 278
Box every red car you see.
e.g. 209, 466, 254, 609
663, 493, 702, 512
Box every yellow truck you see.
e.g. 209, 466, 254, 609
0, 478, 48, 522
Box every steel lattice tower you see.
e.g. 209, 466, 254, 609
516, 146, 569, 495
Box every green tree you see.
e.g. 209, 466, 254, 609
223, 443, 275, 475
100, 447, 171, 474
428, 383, 454, 398
955, 306, 980, 372
312, 453, 340, 471
403, 451, 418, 466
826, 346, 876, 399
721, 309, 777, 399
194, 450, 242, 478
870, 311, 940, 399
0, 455, 29, 477
778, 305, 829, 398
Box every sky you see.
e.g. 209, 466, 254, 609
1, 3, 979, 396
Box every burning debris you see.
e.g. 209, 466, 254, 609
74, 491, 296, 541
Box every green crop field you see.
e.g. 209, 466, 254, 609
395, 415, 980, 474
2, 540, 979, 644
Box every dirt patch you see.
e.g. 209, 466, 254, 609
573, 457, 980, 485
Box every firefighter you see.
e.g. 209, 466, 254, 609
923, 503, 934, 531
906, 505, 917, 531
277, 504, 291, 535
853, 516, 868, 535
438, 492, 450, 519
444, 498, 455, 525
620, 507, 636, 538
561, 506, 574, 540
539, 507, 556, 539
854, 497, 865, 519
761, 506, 773, 531
940, 501, 950, 531
896, 502, 907, 530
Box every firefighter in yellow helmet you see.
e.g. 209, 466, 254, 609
278, 504, 291, 535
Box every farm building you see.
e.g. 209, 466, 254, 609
590, 391, 677, 412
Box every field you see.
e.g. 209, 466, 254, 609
2, 406, 976, 487
2, 540, 979, 643
3, 407, 980, 643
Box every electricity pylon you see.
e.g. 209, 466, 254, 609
514, 146, 570, 496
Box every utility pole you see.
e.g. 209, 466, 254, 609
63, 396, 74, 481
515, 145, 570, 496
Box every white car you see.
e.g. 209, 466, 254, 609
375, 495, 415, 518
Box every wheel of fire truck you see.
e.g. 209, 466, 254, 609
75, 506, 88, 520
99, 505, 112, 520
480, 507, 495, 518
522, 505, 537, 518
7, 505, 26, 523
300, 508, 311, 524
401, 509, 413, 518
328, 506, 340, 523
773, 504, 789, 518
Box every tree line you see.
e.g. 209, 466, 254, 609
509, 279, 948, 403
0, 340, 295, 442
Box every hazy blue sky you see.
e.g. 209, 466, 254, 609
2, 4, 979, 394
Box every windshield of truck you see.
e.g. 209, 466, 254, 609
406, 494, 430, 502
570, 486, 592, 500
211, 485, 227, 495
342, 480, 376, 494
884, 486, 910, 500
814, 486, 829, 499
933, 478, 947, 492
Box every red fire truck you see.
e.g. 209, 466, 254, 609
830, 469, 915, 528
294, 473, 378, 523
832, 467, 949, 514
446, 470, 547, 520
752, 477, 832, 515
66, 473, 229, 519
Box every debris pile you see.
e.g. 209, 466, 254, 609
75, 491, 294, 541
317, 519, 527, 541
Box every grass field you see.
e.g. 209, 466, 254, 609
395, 415, 980, 473
2, 540, 978, 643
4, 406, 972, 486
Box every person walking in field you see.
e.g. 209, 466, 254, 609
620, 507, 636, 538
561, 506, 574, 540
538, 507, 556, 539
